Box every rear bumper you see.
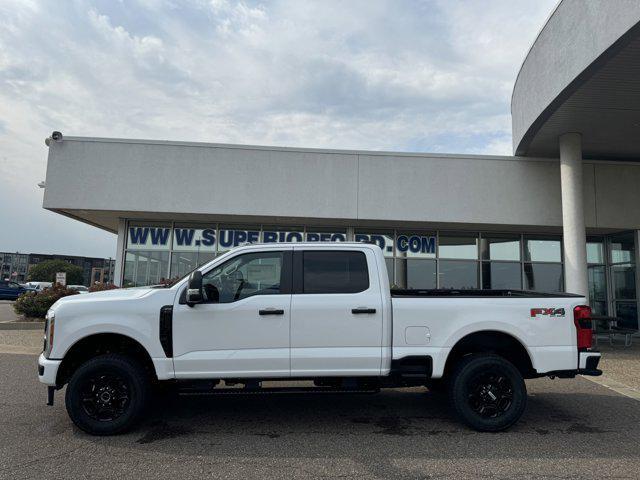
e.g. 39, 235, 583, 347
541, 351, 602, 378
577, 350, 602, 376
38, 353, 61, 386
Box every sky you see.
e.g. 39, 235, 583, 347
0, 0, 557, 259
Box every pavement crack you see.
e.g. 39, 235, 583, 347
0, 445, 86, 473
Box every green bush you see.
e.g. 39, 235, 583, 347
88, 282, 119, 293
13, 284, 79, 319
28, 259, 84, 285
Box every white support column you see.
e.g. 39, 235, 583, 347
559, 133, 588, 297
113, 218, 127, 287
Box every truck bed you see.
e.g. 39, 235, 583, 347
391, 289, 583, 298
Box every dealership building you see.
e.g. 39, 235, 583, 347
41, 1, 640, 331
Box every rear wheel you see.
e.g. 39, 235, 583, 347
65, 354, 149, 435
450, 354, 526, 432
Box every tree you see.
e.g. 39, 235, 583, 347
28, 260, 84, 285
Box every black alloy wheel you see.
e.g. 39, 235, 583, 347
466, 371, 514, 418
450, 354, 527, 432
66, 354, 149, 435
79, 373, 131, 422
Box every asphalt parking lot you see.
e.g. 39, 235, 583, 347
1, 351, 640, 479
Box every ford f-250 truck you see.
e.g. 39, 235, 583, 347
38, 243, 601, 435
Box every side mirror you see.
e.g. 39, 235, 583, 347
186, 271, 203, 307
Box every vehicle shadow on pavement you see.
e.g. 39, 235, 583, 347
75, 380, 640, 461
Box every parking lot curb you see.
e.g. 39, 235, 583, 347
583, 375, 640, 402
0, 322, 44, 330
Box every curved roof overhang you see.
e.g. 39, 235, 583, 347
512, 0, 640, 160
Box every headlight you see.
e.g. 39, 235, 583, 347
44, 311, 55, 358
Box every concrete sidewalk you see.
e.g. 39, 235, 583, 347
0, 300, 44, 329
0, 300, 21, 323
596, 342, 640, 392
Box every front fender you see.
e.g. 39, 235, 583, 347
51, 314, 163, 360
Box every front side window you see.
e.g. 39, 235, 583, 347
202, 251, 284, 303
303, 251, 369, 294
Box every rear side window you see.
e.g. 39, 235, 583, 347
303, 251, 369, 294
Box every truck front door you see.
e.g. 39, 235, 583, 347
290, 248, 384, 376
172, 249, 292, 378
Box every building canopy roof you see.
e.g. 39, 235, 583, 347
512, 0, 640, 160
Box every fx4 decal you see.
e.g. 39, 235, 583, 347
530, 308, 565, 318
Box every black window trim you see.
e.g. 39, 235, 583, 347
293, 250, 370, 295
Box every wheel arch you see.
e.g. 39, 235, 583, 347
443, 330, 536, 379
55, 332, 158, 387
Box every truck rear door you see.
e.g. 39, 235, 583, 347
290, 247, 384, 376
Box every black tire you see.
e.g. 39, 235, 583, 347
449, 354, 527, 432
65, 354, 150, 435
426, 378, 448, 394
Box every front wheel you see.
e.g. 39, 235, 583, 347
65, 354, 150, 435
450, 354, 527, 432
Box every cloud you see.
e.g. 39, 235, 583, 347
0, 0, 557, 256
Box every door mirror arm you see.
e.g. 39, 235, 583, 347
186, 271, 204, 307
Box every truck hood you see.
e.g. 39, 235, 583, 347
51, 286, 163, 309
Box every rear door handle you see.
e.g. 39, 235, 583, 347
259, 308, 285, 316
352, 308, 377, 314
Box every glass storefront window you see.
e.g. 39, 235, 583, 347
218, 225, 262, 253
610, 233, 635, 264
395, 259, 436, 289
586, 240, 604, 264
384, 258, 394, 286
305, 228, 347, 242
261, 226, 304, 245
439, 235, 478, 260
198, 252, 217, 266
524, 263, 563, 293
127, 224, 172, 250
524, 237, 561, 262
170, 252, 198, 280
615, 301, 638, 330
481, 262, 521, 290
123, 251, 170, 287
612, 264, 636, 299
172, 227, 217, 252
169, 251, 217, 280
354, 231, 395, 257
588, 265, 607, 316
396, 232, 436, 259
481, 236, 520, 261
439, 260, 478, 289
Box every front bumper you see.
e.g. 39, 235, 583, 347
37, 353, 61, 386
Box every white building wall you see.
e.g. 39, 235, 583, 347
43, 137, 640, 233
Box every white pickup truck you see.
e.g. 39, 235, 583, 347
38, 243, 601, 435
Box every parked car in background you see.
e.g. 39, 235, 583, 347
67, 285, 89, 294
0, 280, 27, 300
24, 282, 53, 292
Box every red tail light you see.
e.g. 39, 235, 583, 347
574, 305, 592, 350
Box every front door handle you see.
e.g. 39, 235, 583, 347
352, 307, 377, 314
259, 308, 285, 316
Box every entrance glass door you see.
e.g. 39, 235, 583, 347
609, 232, 638, 331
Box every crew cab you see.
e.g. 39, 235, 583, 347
38, 243, 601, 435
